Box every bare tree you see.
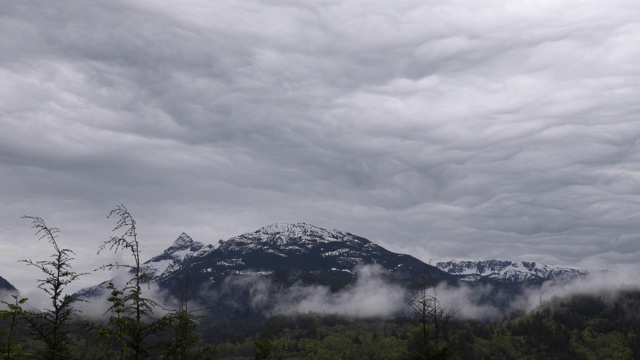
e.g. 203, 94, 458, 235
408, 273, 458, 360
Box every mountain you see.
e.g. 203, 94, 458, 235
0, 275, 17, 292
436, 259, 589, 284
76, 223, 459, 322
203, 222, 441, 275
152, 223, 454, 292
77, 223, 453, 304
80, 223, 595, 299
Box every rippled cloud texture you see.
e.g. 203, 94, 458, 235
2, 0, 640, 291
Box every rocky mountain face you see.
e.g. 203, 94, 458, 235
436, 260, 589, 284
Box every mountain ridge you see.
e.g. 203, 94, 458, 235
141, 223, 593, 287
436, 259, 589, 283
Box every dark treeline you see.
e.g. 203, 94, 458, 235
211, 290, 640, 359
2, 207, 639, 359
4, 290, 640, 359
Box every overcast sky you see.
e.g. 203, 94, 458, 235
2, 0, 640, 294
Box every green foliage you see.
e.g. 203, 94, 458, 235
213, 290, 640, 359
160, 309, 217, 360
91, 282, 127, 360
253, 315, 286, 360
456, 290, 640, 359
21, 216, 85, 360
0, 295, 29, 359
159, 271, 217, 360
215, 315, 409, 359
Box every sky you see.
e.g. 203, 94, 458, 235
2, 0, 640, 295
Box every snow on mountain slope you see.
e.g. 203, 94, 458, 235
436, 260, 589, 283
75, 233, 214, 299
216, 223, 368, 255
197, 222, 439, 280
76, 224, 597, 303
141, 233, 214, 281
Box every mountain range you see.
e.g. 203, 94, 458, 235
140, 223, 588, 288
71, 222, 593, 321
436, 259, 589, 284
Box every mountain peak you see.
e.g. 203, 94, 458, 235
214, 222, 379, 261
256, 223, 334, 237
204, 222, 440, 280
172, 232, 194, 248
139, 233, 214, 281
219, 222, 361, 248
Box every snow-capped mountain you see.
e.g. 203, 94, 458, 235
77, 223, 452, 301
436, 260, 589, 283
151, 222, 453, 291
211, 222, 430, 274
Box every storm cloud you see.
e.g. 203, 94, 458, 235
2, 0, 640, 293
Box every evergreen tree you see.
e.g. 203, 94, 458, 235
254, 315, 285, 360
96, 205, 162, 360
21, 216, 85, 360
0, 294, 29, 359
160, 271, 216, 360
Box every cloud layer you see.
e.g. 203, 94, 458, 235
2, 0, 640, 292
206, 265, 640, 321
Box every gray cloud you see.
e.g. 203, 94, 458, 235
2, 0, 640, 292
211, 265, 410, 318
272, 265, 408, 317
